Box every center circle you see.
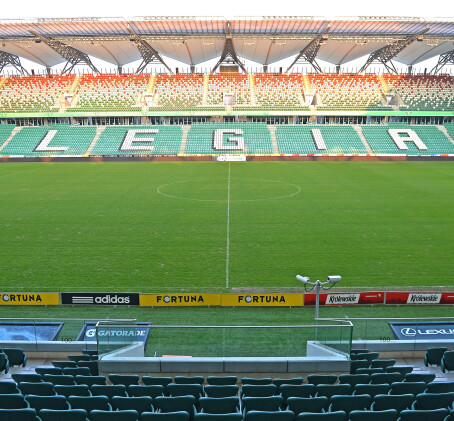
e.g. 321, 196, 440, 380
157, 178, 301, 202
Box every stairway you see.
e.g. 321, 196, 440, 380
202, 75, 209, 106
0, 126, 23, 153
179, 125, 191, 155
302, 74, 314, 95
377, 74, 390, 94
248, 74, 257, 106
437, 125, 454, 146
68, 76, 81, 95
268, 125, 280, 154
353, 125, 373, 154
85, 126, 106, 156
0, 77, 8, 91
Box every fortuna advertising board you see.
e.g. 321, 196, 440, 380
0, 292, 59, 305
61, 293, 139, 306
140, 294, 221, 307
389, 321, 454, 340
221, 294, 303, 306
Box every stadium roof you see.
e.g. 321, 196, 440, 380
0, 16, 453, 68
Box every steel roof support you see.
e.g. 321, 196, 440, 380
430, 50, 454, 74
128, 28, 173, 74
359, 28, 429, 74
285, 27, 330, 74
30, 31, 99, 75
0, 50, 28, 75
210, 22, 247, 74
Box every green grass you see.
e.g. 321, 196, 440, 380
1, 161, 454, 292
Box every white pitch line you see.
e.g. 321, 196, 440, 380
226, 163, 231, 289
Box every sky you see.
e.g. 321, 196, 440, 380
1, 0, 452, 74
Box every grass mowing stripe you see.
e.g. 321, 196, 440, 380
226, 163, 231, 289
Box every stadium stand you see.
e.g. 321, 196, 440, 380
0, 75, 74, 113
0, 125, 97, 157
90, 126, 183, 155
72, 74, 148, 112
153, 74, 204, 110
206, 73, 251, 109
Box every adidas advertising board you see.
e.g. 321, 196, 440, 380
61, 292, 139, 306
0, 292, 59, 306
389, 321, 454, 340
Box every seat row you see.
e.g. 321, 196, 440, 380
0, 348, 27, 374
424, 348, 454, 373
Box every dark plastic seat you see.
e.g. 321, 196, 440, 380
140, 412, 189, 421
328, 394, 371, 415
350, 360, 369, 374
272, 378, 303, 387
51, 361, 78, 369
0, 381, 20, 394
386, 366, 413, 377
356, 368, 384, 375
307, 375, 337, 386
198, 397, 240, 414
351, 349, 369, 356
353, 384, 390, 398
356, 353, 379, 363
390, 382, 427, 396
426, 382, 454, 394
338, 374, 370, 388
411, 392, 454, 410
111, 396, 153, 414
68, 355, 92, 363
441, 351, 454, 373
244, 410, 295, 421
68, 396, 112, 412
109, 375, 140, 387
12, 374, 42, 384
39, 409, 88, 421
90, 409, 139, 421
204, 386, 239, 398
0, 408, 38, 421
0, 393, 29, 409
35, 366, 63, 376
279, 385, 315, 402
371, 394, 414, 413
174, 377, 204, 386
241, 384, 278, 397
296, 412, 347, 420
241, 378, 273, 385
242, 396, 283, 413
77, 361, 99, 376
25, 394, 69, 411
141, 377, 173, 388
128, 385, 165, 399
370, 373, 402, 385
166, 384, 203, 401
194, 414, 242, 421
398, 409, 449, 421
63, 367, 91, 377
42, 374, 76, 386
315, 384, 351, 399
54, 384, 92, 398
286, 396, 329, 414
206, 377, 237, 386
90, 384, 128, 399
3, 348, 27, 367
349, 409, 398, 421
154, 396, 195, 418
424, 348, 448, 367
82, 350, 99, 357
405, 373, 437, 384
75, 376, 107, 387
370, 360, 396, 370
19, 382, 56, 396
0, 354, 10, 374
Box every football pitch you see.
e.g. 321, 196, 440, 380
1, 160, 454, 292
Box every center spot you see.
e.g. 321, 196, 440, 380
157, 178, 301, 202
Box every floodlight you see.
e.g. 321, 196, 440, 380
326, 275, 342, 283
296, 275, 310, 283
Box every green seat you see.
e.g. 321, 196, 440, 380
370, 373, 402, 385
0, 394, 29, 409
371, 360, 396, 370
128, 385, 164, 399
68, 355, 92, 363
316, 385, 351, 399
0, 381, 20, 394
166, 384, 203, 401
286, 397, 329, 414
405, 374, 436, 384
241, 385, 278, 397
424, 348, 447, 367
90, 410, 138, 421
356, 353, 379, 364
390, 382, 427, 396
350, 360, 369, 374
279, 385, 315, 402
75, 376, 107, 387
426, 382, 454, 394
204, 386, 239, 398
386, 366, 413, 377
351, 349, 369, 356
35, 367, 63, 376
154, 396, 195, 418
0, 353, 10, 374
328, 395, 371, 415
194, 414, 242, 421
242, 396, 283, 413
25, 395, 69, 411
52, 361, 78, 369
338, 375, 370, 388
3, 348, 27, 367
412, 392, 454, 410
82, 351, 98, 357
398, 409, 449, 421
12, 374, 42, 383
111, 397, 153, 414
54, 385, 91, 397
140, 412, 189, 421
198, 397, 239, 414
90, 385, 128, 399
109, 375, 140, 387
174, 377, 204, 386
63, 367, 91, 377
349, 409, 398, 421
296, 412, 346, 420
43, 375, 76, 386
441, 351, 454, 373
77, 362, 99, 377
244, 410, 295, 421
68, 396, 112, 412
0, 408, 38, 421
307, 375, 337, 386
39, 409, 88, 421
353, 384, 390, 398
272, 378, 303, 387
371, 394, 414, 413
356, 369, 384, 375
206, 377, 237, 386
19, 382, 56, 396
142, 377, 173, 388
241, 378, 273, 385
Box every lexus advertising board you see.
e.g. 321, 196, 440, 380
61, 293, 140, 306
389, 321, 454, 340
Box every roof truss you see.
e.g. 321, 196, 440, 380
0, 50, 28, 75
431, 50, 454, 74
